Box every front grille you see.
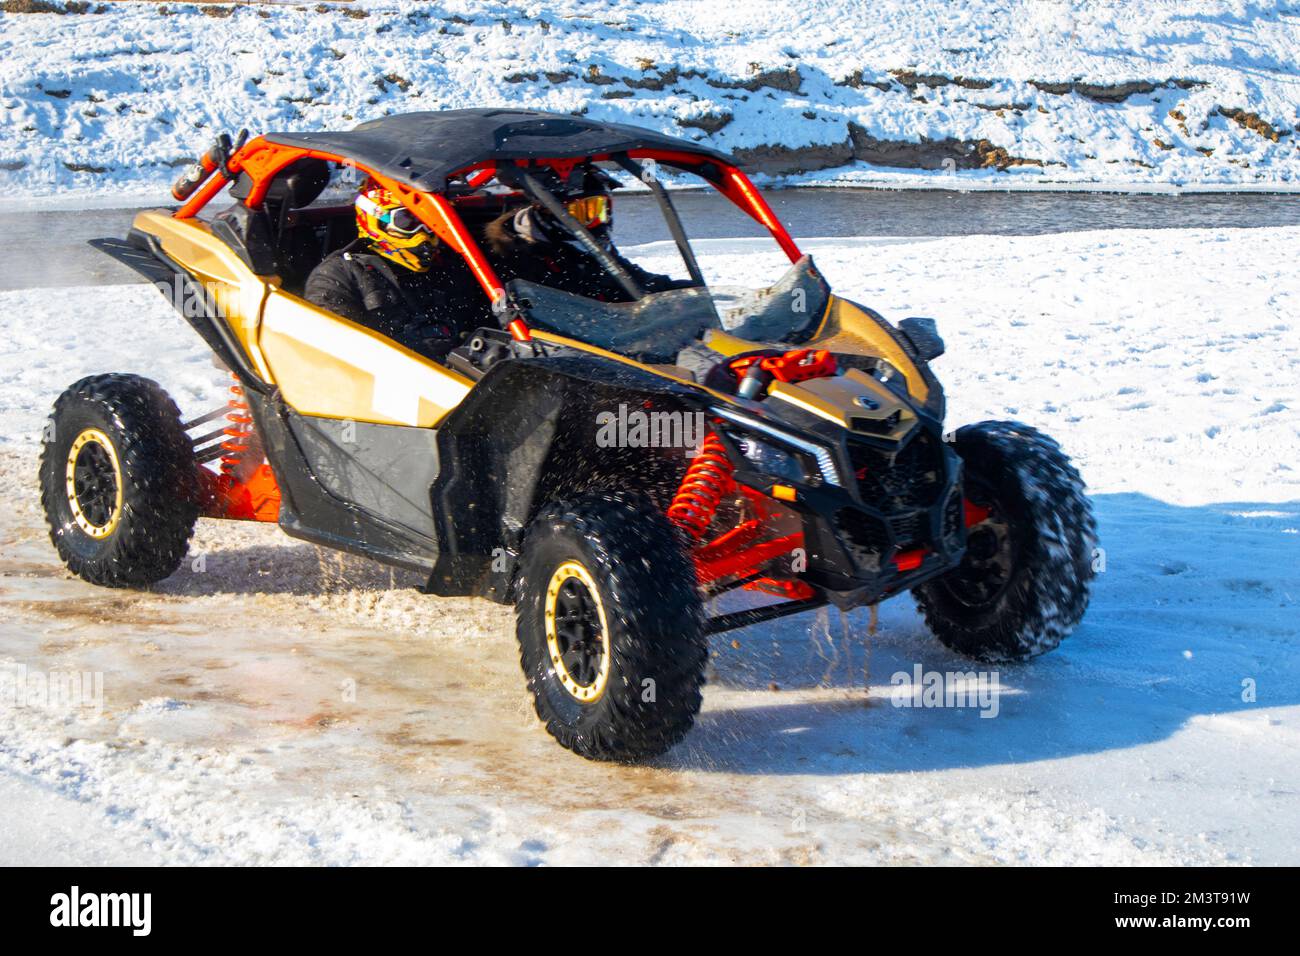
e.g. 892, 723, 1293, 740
834, 508, 890, 572
848, 429, 945, 511
889, 512, 923, 547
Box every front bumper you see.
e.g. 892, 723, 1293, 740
730, 421, 969, 610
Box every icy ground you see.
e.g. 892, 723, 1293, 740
1, 0, 1299, 198
0, 227, 1298, 864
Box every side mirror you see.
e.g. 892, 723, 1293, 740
899, 316, 944, 362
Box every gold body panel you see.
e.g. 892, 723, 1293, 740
132, 210, 274, 380
133, 210, 473, 428
768, 369, 917, 440
806, 297, 929, 404
704, 295, 929, 406
259, 291, 473, 427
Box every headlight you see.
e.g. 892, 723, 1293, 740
732, 434, 806, 483
710, 406, 842, 487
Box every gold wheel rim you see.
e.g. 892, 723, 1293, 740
544, 560, 611, 703
65, 427, 123, 538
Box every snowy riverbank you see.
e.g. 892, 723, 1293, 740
1, 0, 1298, 199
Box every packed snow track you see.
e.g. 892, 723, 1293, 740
0, 229, 1296, 865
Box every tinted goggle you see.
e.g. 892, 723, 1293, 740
378, 205, 430, 237
359, 194, 430, 237
565, 195, 610, 228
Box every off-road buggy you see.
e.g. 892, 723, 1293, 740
41, 109, 1096, 761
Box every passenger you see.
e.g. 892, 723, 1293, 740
482, 166, 691, 301
303, 180, 478, 358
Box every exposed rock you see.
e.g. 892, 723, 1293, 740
891, 70, 992, 90
969, 101, 1031, 112
847, 123, 1042, 170
677, 111, 733, 134
623, 67, 678, 91
63, 161, 107, 173
1030, 78, 1204, 103
373, 73, 411, 93
3, 0, 102, 11
835, 69, 893, 92
707, 67, 801, 94
975, 141, 1043, 169
1217, 106, 1288, 142
582, 65, 618, 86
3, 0, 68, 10
733, 139, 854, 176
504, 72, 539, 83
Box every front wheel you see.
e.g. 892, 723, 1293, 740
39, 374, 198, 587
914, 421, 1096, 662
515, 492, 706, 762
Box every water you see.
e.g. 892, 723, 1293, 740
5, 188, 1300, 290
624, 188, 1300, 243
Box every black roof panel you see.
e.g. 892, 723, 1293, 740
262, 108, 736, 191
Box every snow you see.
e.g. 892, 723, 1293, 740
1, 0, 1298, 199
0, 225, 1297, 864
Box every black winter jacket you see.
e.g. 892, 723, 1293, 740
302, 248, 487, 355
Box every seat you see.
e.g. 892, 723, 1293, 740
211, 158, 333, 287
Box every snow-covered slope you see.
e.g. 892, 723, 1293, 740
1, 227, 1297, 864
2, 0, 1298, 198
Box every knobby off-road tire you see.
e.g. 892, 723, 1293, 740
39, 374, 198, 587
516, 492, 707, 762
914, 420, 1097, 662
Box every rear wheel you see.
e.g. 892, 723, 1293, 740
39, 374, 198, 587
914, 421, 1096, 661
516, 492, 706, 762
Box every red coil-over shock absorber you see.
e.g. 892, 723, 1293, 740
196, 372, 280, 522
220, 373, 253, 476
667, 431, 735, 540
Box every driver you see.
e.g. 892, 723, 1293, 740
303, 180, 477, 358
481, 166, 691, 302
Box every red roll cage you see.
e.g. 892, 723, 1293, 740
168, 133, 941, 601
173, 136, 802, 341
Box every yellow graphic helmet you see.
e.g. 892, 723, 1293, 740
355, 181, 439, 272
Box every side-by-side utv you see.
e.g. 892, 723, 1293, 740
41, 109, 1096, 761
